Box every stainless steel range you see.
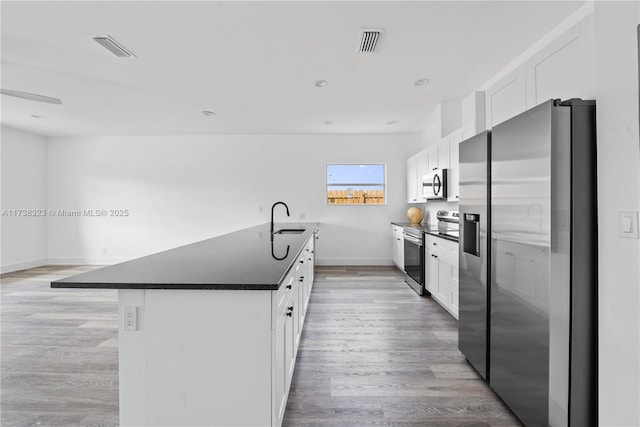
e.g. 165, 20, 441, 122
435, 210, 459, 240
403, 227, 424, 295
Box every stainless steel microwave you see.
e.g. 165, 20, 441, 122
422, 169, 448, 200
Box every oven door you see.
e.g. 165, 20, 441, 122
403, 233, 424, 295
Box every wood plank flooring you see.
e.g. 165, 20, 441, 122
1, 265, 520, 426
282, 266, 520, 426
1, 265, 119, 427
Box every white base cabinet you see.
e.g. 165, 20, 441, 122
391, 224, 404, 270
119, 233, 316, 427
425, 235, 459, 319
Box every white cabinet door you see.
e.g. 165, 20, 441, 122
273, 311, 287, 427
427, 145, 439, 172
416, 150, 429, 199
436, 257, 450, 304
446, 130, 461, 201
525, 18, 595, 109
391, 225, 404, 270
428, 250, 439, 298
406, 155, 420, 203
485, 65, 527, 128
438, 139, 450, 170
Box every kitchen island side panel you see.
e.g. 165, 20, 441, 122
118, 289, 273, 427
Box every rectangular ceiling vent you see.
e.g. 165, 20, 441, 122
358, 29, 383, 53
92, 35, 136, 58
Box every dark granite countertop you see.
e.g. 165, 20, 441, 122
391, 221, 459, 243
51, 222, 318, 291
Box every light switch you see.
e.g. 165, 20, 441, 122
619, 211, 639, 239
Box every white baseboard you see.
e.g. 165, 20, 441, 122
316, 258, 393, 266
46, 258, 127, 266
1, 258, 48, 274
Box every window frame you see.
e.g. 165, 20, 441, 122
325, 163, 387, 206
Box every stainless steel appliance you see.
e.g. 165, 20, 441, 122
422, 169, 447, 200
459, 99, 598, 427
435, 210, 460, 239
458, 130, 491, 381
403, 227, 424, 295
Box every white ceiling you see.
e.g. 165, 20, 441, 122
1, 1, 585, 137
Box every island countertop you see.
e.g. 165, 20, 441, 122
51, 222, 318, 291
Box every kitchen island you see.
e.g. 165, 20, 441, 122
52, 222, 318, 427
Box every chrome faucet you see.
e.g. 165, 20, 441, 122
270, 201, 290, 235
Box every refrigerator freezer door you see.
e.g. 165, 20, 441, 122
458, 131, 490, 380
490, 100, 572, 427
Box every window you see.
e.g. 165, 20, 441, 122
326, 164, 385, 205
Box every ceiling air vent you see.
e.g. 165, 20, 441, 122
358, 29, 383, 53
92, 35, 136, 58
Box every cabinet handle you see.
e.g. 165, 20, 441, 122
286, 312, 293, 317
397, 238, 401, 241
308, 258, 312, 261
299, 277, 304, 282
299, 260, 304, 264
434, 255, 438, 258
287, 306, 293, 311
433, 243, 436, 246
432, 167, 437, 170
286, 284, 292, 290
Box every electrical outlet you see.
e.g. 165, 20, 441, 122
124, 306, 138, 331
298, 212, 305, 219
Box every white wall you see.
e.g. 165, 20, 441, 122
46, 133, 421, 265
1, 126, 48, 272
593, 2, 640, 425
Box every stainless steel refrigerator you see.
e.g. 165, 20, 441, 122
458, 130, 491, 381
458, 99, 598, 427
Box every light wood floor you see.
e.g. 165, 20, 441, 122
1, 265, 520, 426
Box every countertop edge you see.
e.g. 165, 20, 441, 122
51, 222, 318, 291
391, 221, 459, 243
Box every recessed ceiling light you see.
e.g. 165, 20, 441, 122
387, 120, 398, 125
31, 114, 45, 119
315, 80, 328, 87
201, 111, 215, 116
414, 78, 430, 86
323, 120, 333, 125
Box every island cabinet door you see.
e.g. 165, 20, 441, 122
273, 308, 288, 427
273, 283, 297, 427
296, 257, 307, 334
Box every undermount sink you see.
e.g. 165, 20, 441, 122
273, 228, 306, 235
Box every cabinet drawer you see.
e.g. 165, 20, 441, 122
273, 273, 296, 329
428, 236, 459, 267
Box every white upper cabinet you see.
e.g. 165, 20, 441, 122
416, 150, 429, 188
485, 65, 528, 128
446, 129, 462, 201
485, 16, 594, 129
437, 140, 449, 171
406, 155, 420, 203
426, 144, 439, 172
525, 17, 595, 109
